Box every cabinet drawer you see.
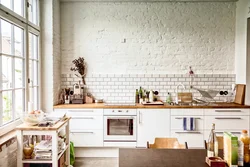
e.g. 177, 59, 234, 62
204, 116, 249, 130
70, 116, 103, 130
70, 130, 103, 147
171, 116, 204, 130
204, 109, 249, 116
67, 109, 103, 116
171, 109, 204, 116
171, 130, 204, 148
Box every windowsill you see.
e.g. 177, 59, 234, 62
0, 129, 16, 148
0, 119, 22, 147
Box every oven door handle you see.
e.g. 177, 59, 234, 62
106, 117, 135, 120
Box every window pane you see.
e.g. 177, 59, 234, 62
15, 89, 24, 117
28, 0, 38, 25
0, 0, 11, 10
29, 87, 38, 110
15, 58, 23, 88
1, 19, 12, 55
29, 60, 33, 85
33, 61, 38, 85
29, 33, 38, 59
2, 56, 12, 89
14, 26, 23, 57
2, 91, 13, 124
14, 0, 24, 17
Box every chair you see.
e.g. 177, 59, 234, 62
147, 138, 188, 149
204, 136, 224, 149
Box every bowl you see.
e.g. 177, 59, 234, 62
20, 110, 44, 126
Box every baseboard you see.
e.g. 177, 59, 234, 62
75, 147, 119, 158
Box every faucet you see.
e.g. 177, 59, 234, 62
175, 83, 186, 104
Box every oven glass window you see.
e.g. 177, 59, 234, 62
107, 118, 133, 135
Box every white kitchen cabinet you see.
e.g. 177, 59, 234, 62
136, 109, 170, 148
54, 108, 104, 147
170, 109, 204, 148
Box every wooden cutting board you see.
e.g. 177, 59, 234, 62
178, 92, 193, 103
234, 84, 246, 105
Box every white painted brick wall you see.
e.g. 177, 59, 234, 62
0, 141, 17, 167
53, 0, 61, 106
61, 74, 235, 103
61, 2, 235, 75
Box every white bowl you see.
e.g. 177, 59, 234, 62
20, 111, 44, 126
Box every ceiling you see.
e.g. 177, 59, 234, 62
60, 0, 237, 2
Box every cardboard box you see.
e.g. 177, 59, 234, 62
224, 132, 238, 167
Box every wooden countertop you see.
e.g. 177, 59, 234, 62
16, 117, 71, 131
119, 149, 225, 167
53, 103, 250, 109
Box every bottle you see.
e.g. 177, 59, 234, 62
240, 130, 250, 164
135, 89, 139, 103
166, 92, 171, 104
207, 123, 218, 157
139, 87, 143, 103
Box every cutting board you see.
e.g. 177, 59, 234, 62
234, 84, 246, 105
178, 92, 193, 103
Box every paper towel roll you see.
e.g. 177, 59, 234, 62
28, 102, 33, 113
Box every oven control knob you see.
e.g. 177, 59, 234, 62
126, 110, 128, 112
118, 110, 122, 112
112, 110, 114, 112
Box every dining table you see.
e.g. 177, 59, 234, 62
119, 148, 249, 167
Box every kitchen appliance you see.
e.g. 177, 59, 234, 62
72, 82, 84, 104
104, 109, 137, 147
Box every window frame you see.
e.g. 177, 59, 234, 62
0, 0, 40, 135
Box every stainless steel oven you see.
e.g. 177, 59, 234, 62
104, 109, 137, 145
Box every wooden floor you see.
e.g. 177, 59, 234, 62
74, 157, 118, 167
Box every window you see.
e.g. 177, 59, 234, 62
0, 0, 40, 132
0, 0, 24, 17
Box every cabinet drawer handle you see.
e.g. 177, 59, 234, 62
215, 110, 241, 112
215, 117, 241, 120
215, 131, 241, 134
71, 131, 94, 134
175, 117, 201, 119
175, 131, 201, 134
68, 110, 94, 112
71, 116, 94, 119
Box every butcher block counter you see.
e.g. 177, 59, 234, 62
53, 102, 250, 109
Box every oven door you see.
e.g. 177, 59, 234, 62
104, 116, 137, 141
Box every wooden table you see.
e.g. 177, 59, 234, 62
119, 148, 237, 167
16, 117, 70, 167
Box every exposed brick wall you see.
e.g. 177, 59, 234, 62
0, 141, 17, 167
60, 2, 236, 75
53, 0, 61, 105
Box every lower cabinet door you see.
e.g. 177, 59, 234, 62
170, 130, 204, 148
70, 129, 103, 147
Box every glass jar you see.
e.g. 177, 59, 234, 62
240, 130, 250, 164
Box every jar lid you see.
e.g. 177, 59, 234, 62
242, 130, 248, 133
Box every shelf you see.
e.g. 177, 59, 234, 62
22, 159, 52, 163
58, 144, 69, 160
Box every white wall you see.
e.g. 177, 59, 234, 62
61, 2, 236, 75
235, 0, 248, 84
41, 0, 53, 112
53, 0, 61, 105
41, 0, 61, 112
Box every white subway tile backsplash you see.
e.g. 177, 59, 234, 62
61, 74, 235, 103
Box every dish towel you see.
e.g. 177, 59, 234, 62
183, 117, 196, 131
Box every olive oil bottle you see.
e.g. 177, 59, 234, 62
207, 123, 218, 157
